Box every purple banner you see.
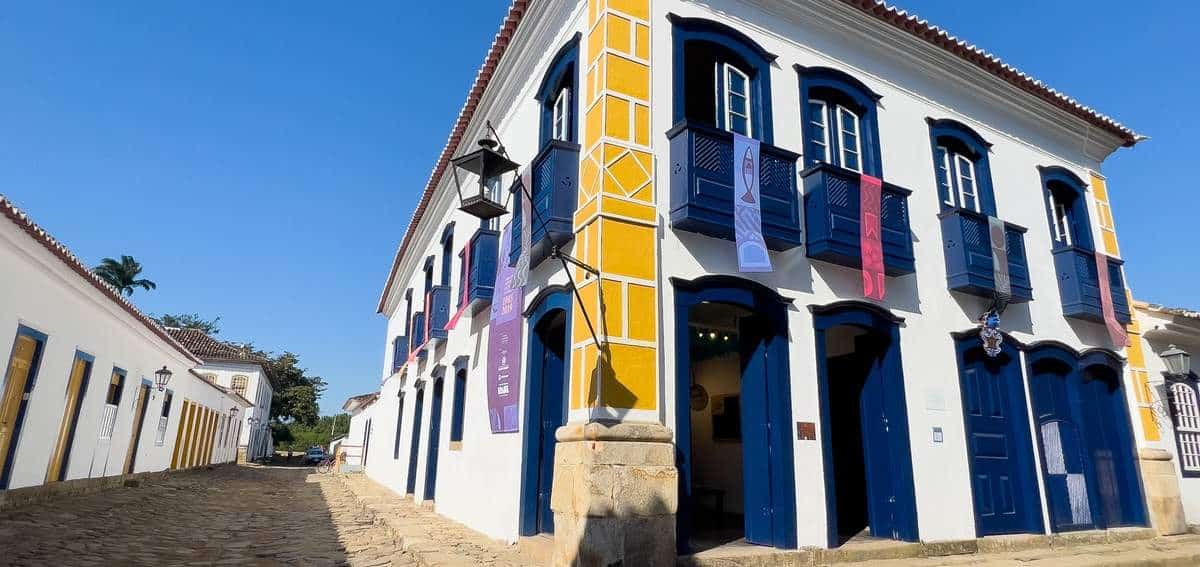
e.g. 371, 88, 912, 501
486, 223, 524, 433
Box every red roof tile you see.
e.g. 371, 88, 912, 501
376, 1, 1140, 311
0, 194, 201, 365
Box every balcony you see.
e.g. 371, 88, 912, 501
802, 163, 915, 275
411, 312, 427, 359
667, 120, 802, 250
461, 228, 499, 315
392, 336, 409, 373
426, 286, 450, 344
1053, 247, 1131, 324
940, 209, 1032, 302
510, 140, 581, 268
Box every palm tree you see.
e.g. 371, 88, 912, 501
94, 255, 157, 296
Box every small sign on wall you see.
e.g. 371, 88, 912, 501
796, 421, 816, 441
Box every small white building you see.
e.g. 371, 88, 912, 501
0, 194, 252, 491
340, 392, 379, 472
165, 328, 277, 461
1132, 302, 1200, 525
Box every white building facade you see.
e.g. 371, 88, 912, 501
366, 0, 1176, 560
166, 328, 276, 462
0, 196, 251, 492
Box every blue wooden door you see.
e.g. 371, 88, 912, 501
423, 379, 445, 501
1029, 356, 1097, 531
1077, 365, 1146, 528
406, 389, 425, 495
535, 319, 566, 534
958, 343, 1043, 536
857, 337, 897, 539
739, 317, 774, 545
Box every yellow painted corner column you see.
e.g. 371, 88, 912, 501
1091, 171, 1186, 535
569, 0, 659, 422
552, 1, 676, 565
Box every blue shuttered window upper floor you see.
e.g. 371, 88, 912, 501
667, 15, 801, 250
798, 66, 914, 274
929, 119, 1032, 302
511, 34, 581, 269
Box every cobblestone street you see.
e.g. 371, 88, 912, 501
0, 465, 416, 567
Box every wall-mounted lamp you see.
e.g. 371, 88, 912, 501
154, 366, 173, 392
1162, 344, 1191, 377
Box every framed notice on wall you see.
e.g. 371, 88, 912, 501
711, 394, 742, 442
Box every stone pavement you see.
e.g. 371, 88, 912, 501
0, 464, 417, 566
334, 473, 542, 567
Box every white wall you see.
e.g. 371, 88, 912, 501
0, 218, 246, 490
195, 361, 273, 458
368, 0, 1136, 547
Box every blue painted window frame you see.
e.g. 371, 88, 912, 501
537, 33, 580, 146
670, 14, 776, 143
1039, 166, 1095, 252
450, 356, 468, 444
440, 223, 455, 289
797, 66, 883, 177
927, 118, 997, 216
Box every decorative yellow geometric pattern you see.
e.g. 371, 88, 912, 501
1091, 172, 1159, 441
569, 0, 658, 415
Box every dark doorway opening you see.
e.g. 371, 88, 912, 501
673, 276, 797, 555
684, 302, 752, 552
813, 303, 918, 548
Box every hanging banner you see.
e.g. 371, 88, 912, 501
1094, 250, 1129, 347
486, 224, 524, 433
444, 241, 471, 331
511, 169, 533, 288
987, 216, 1012, 314
860, 174, 885, 300
732, 133, 772, 273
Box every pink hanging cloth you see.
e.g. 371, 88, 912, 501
860, 174, 886, 301
1094, 250, 1129, 347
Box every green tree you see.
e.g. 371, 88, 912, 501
155, 312, 222, 334
243, 349, 325, 427
273, 414, 350, 452
94, 255, 157, 296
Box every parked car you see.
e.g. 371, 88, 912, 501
304, 447, 327, 465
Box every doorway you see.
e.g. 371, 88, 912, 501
955, 334, 1043, 536
123, 381, 152, 474
0, 326, 47, 489
519, 287, 572, 537
1027, 345, 1146, 531
423, 375, 445, 501
674, 276, 796, 554
406, 389, 425, 495
813, 302, 917, 547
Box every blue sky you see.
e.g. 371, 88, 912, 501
1, 2, 1194, 414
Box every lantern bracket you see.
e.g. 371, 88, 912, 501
484, 122, 604, 350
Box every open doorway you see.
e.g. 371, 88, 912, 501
674, 276, 797, 554
813, 302, 917, 547
685, 302, 751, 551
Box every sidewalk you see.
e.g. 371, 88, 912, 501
335, 473, 540, 567
334, 472, 1200, 567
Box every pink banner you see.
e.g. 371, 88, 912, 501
444, 241, 471, 331
860, 174, 885, 301
1095, 250, 1129, 347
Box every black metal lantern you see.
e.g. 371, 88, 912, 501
450, 135, 520, 220
154, 365, 172, 391
1162, 344, 1191, 377
230, 406, 239, 417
